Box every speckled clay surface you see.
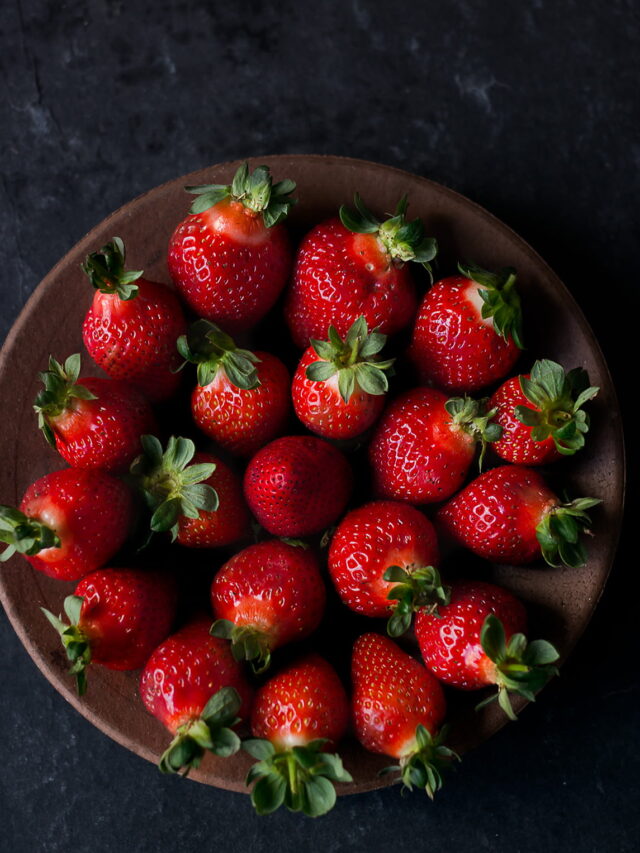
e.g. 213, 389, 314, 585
0, 155, 624, 794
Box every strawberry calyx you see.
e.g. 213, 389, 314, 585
380, 724, 460, 799
536, 496, 601, 568
516, 359, 599, 455
444, 396, 502, 469
458, 261, 524, 348
177, 319, 261, 390
339, 194, 438, 276
476, 614, 560, 721
210, 619, 273, 675
307, 316, 395, 403
383, 565, 451, 637
0, 506, 60, 562
33, 354, 98, 447
130, 435, 219, 541
81, 236, 144, 300
185, 162, 297, 228
159, 686, 242, 776
41, 595, 91, 696
243, 737, 353, 817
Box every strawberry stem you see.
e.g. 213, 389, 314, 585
185, 162, 297, 227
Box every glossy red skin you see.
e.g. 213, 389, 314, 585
285, 218, 417, 349
244, 435, 353, 537
82, 278, 186, 402
19, 468, 134, 581
168, 199, 292, 333
192, 351, 290, 457
211, 540, 326, 649
369, 387, 476, 504
74, 568, 176, 670
48, 378, 156, 472
490, 374, 561, 465
292, 347, 386, 439
140, 619, 254, 734
177, 452, 249, 548
409, 275, 520, 393
328, 501, 439, 617
352, 633, 446, 759
251, 654, 349, 750
437, 465, 558, 564
415, 581, 527, 690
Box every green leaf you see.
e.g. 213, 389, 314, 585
150, 498, 181, 533
306, 360, 337, 382
480, 615, 507, 662
243, 739, 276, 761
304, 775, 336, 818
63, 595, 83, 625
202, 686, 242, 725
251, 774, 287, 815
210, 727, 241, 757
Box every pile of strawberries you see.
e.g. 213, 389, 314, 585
0, 163, 601, 818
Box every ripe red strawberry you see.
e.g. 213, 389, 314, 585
244, 654, 352, 816
42, 568, 176, 694
34, 354, 156, 471
210, 540, 326, 672
140, 618, 254, 775
285, 195, 436, 348
292, 316, 394, 440
131, 435, 248, 547
328, 501, 446, 636
244, 435, 353, 537
0, 468, 134, 580
409, 262, 523, 393
415, 580, 560, 719
81, 237, 186, 402
168, 162, 295, 333
369, 388, 501, 504
490, 359, 600, 465
178, 320, 290, 456
352, 633, 456, 797
437, 465, 600, 567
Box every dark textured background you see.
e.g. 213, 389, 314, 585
0, 1, 637, 851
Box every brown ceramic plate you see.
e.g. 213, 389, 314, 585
0, 155, 625, 795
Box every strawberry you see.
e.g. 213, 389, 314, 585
140, 618, 254, 775
0, 468, 134, 580
291, 316, 394, 440
34, 354, 156, 471
81, 237, 186, 402
328, 501, 446, 636
131, 435, 248, 547
178, 320, 290, 456
490, 359, 600, 465
41, 568, 176, 694
168, 162, 295, 333
437, 465, 600, 567
409, 262, 523, 393
351, 633, 456, 797
369, 388, 501, 504
210, 540, 326, 672
243, 435, 353, 537
244, 654, 352, 817
415, 580, 560, 719
285, 194, 436, 348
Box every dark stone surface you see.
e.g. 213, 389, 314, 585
0, 1, 637, 850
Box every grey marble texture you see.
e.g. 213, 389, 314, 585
0, 1, 637, 851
